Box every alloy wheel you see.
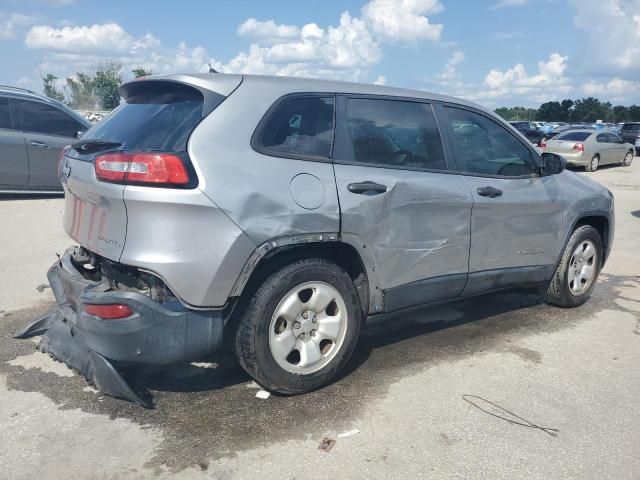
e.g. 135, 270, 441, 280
567, 239, 597, 296
268, 281, 348, 374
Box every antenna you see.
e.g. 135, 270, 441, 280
208, 63, 218, 74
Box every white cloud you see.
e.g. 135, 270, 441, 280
362, 0, 444, 42
435, 50, 464, 82
570, 0, 640, 75
237, 18, 300, 43
581, 78, 640, 103
26, 23, 136, 53
373, 75, 387, 85
0, 12, 38, 40
23, 0, 445, 86
490, 0, 528, 10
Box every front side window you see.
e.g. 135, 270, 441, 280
444, 107, 535, 177
0, 97, 12, 130
14, 100, 83, 137
345, 98, 446, 170
259, 96, 334, 158
596, 133, 607, 143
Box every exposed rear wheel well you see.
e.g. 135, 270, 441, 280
239, 242, 369, 315
575, 216, 609, 264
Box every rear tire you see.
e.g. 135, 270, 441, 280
234, 258, 362, 394
585, 154, 599, 172
623, 150, 633, 166
543, 225, 603, 308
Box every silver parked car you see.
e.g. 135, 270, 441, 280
16, 74, 615, 406
543, 129, 634, 171
0, 86, 91, 192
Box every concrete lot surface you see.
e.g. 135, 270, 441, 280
1, 160, 639, 479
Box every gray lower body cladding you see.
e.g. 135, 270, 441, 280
14, 247, 225, 407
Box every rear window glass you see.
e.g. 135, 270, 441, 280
258, 96, 334, 158
84, 84, 204, 152
556, 132, 592, 141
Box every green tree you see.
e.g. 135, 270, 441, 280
42, 73, 65, 102
613, 105, 629, 122
570, 97, 612, 123
65, 72, 96, 110
494, 106, 537, 121
132, 68, 152, 78
93, 60, 122, 110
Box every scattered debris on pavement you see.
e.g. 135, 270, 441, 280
318, 437, 336, 452
462, 395, 559, 437
337, 429, 360, 438
255, 390, 270, 399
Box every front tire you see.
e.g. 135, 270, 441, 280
234, 258, 362, 394
543, 225, 603, 307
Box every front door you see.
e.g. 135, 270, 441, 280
437, 105, 563, 295
334, 96, 473, 312
0, 96, 28, 187
13, 99, 85, 188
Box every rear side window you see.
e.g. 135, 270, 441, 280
85, 83, 204, 152
345, 98, 446, 170
556, 132, 592, 141
0, 97, 12, 130
258, 96, 334, 159
14, 99, 83, 137
443, 107, 534, 177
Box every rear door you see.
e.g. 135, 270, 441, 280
595, 133, 612, 163
605, 133, 626, 163
13, 99, 86, 188
438, 105, 563, 294
334, 96, 472, 312
0, 96, 29, 187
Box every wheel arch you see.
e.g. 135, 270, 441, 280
557, 211, 611, 269
229, 234, 383, 315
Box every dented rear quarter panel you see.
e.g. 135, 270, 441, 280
188, 78, 341, 246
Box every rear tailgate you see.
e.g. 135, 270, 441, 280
61, 154, 127, 261
60, 74, 242, 263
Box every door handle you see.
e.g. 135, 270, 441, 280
31, 140, 49, 149
347, 181, 387, 195
477, 186, 503, 198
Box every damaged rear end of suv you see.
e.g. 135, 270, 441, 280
15, 74, 252, 406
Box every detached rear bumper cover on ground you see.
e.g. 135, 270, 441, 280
14, 247, 224, 407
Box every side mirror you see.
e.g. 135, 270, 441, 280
541, 152, 566, 175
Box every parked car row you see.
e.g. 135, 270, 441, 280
0, 85, 91, 192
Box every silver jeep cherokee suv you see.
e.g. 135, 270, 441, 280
16, 73, 614, 406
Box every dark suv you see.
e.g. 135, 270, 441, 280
509, 121, 545, 146
0, 85, 90, 193
620, 123, 640, 156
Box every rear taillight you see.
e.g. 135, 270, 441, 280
95, 152, 189, 186
84, 303, 133, 320
573, 143, 585, 152
540, 138, 547, 149
58, 145, 70, 172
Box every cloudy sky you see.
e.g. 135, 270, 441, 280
0, 0, 639, 107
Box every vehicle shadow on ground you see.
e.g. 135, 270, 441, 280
631, 210, 640, 219
128, 287, 544, 397
2, 273, 636, 471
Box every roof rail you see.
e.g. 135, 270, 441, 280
0, 84, 38, 95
